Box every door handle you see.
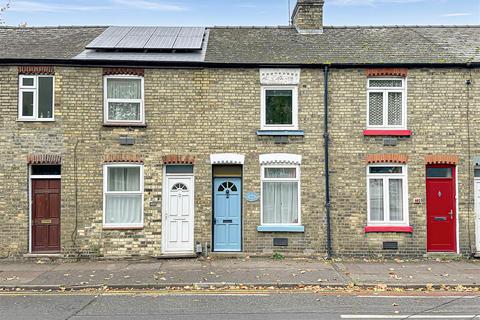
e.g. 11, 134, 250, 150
449, 210, 453, 220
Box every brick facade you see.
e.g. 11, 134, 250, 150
329, 68, 478, 257
0, 65, 478, 258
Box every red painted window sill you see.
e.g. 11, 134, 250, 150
364, 226, 413, 233
363, 130, 412, 137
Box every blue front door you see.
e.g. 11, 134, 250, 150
213, 178, 242, 252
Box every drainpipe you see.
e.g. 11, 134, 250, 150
324, 65, 333, 259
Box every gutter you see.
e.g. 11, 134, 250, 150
324, 65, 333, 259
0, 59, 477, 69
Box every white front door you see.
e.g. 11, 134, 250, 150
475, 178, 480, 254
162, 176, 194, 254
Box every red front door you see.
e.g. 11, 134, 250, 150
426, 165, 456, 252
32, 179, 61, 252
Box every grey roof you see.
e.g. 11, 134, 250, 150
0, 25, 479, 65
0, 26, 106, 60
205, 26, 480, 65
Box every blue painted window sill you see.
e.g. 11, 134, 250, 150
257, 225, 305, 233
256, 130, 305, 136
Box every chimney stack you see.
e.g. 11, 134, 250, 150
292, 0, 324, 34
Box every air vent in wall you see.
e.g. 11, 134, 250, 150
383, 241, 399, 250
273, 238, 288, 247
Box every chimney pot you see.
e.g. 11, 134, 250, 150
292, 0, 325, 34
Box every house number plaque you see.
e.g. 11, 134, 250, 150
244, 192, 260, 202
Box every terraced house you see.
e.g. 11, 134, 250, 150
0, 0, 479, 259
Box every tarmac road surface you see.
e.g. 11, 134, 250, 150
0, 290, 478, 320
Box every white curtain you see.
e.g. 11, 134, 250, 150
107, 78, 141, 99
106, 167, 142, 225
369, 179, 384, 221
263, 181, 298, 224
105, 194, 142, 224
389, 179, 403, 221
108, 167, 140, 191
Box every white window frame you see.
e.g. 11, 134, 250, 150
260, 164, 301, 226
261, 86, 299, 131
18, 75, 55, 121
103, 163, 144, 228
103, 75, 145, 125
366, 164, 409, 226
366, 77, 407, 130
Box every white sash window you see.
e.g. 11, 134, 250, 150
103, 164, 144, 228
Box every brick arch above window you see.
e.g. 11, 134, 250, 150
27, 154, 62, 165
366, 68, 408, 77
104, 153, 144, 163
425, 155, 459, 165
103, 67, 144, 77
366, 154, 408, 164
18, 66, 55, 75
163, 155, 195, 165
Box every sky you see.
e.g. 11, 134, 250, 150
0, 0, 479, 27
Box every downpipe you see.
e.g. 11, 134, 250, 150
324, 66, 333, 259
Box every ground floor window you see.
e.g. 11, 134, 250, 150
261, 163, 301, 225
367, 164, 408, 226
103, 164, 144, 228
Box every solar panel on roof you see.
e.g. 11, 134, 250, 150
116, 27, 156, 49
86, 26, 206, 51
173, 27, 205, 49
144, 27, 181, 49
86, 27, 132, 49
173, 36, 204, 49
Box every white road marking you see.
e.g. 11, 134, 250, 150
356, 295, 478, 299
341, 315, 480, 319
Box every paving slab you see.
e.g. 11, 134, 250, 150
0, 258, 478, 289
336, 261, 480, 286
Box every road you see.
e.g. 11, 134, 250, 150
0, 290, 478, 320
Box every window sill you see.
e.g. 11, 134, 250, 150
103, 123, 147, 128
103, 226, 144, 230
257, 225, 305, 233
363, 129, 412, 137
256, 130, 304, 136
364, 226, 413, 233
17, 119, 55, 122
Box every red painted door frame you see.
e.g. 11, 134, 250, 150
425, 164, 457, 252
31, 179, 61, 253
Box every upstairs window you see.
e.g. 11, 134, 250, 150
18, 75, 54, 121
367, 165, 408, 226
367, 78, 406, 130
104, 76, 144, 125
261, 86, 298, 130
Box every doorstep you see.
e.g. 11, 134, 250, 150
154, 253, 198, 259
423, 252, 462, 259
209, 252, 246, 258
23, 253, 62, 258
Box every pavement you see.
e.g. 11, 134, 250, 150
0, 257, 478, 291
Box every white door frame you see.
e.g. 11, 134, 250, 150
161, 169, 195, 254
474, 177, 480, 254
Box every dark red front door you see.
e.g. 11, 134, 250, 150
32, 179, 61, 252
426, 165, 456, 252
